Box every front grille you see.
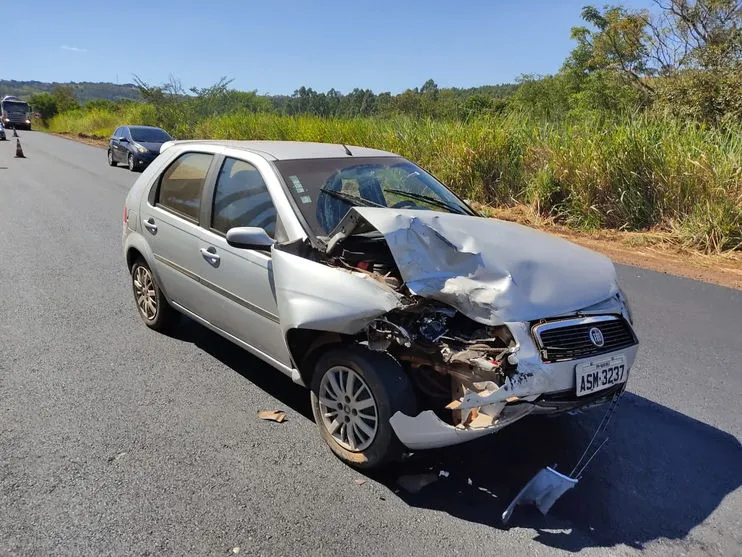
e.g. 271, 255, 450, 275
534, 316, 636, 362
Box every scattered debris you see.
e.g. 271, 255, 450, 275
232, 547, 240, 554
353, 478, 367, 486
467, 478, 473, 486
257, 410, 287, 423
107, 452, 127, 462
396, 472, 439, 493
476, 485, 498, 498
438, 470, 449, 478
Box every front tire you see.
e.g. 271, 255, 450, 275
131, 258, 178, 332
128, 153, 136, 172
310, 345, 417, 469
107, 149, 117, 166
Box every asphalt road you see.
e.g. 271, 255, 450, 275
1, 132, 740, 557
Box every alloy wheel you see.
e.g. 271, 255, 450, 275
318, 366, 379, 452
133, 265, 157, 320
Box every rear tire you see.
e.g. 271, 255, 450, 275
310, 345, 416, 469
130, 258, 178, 332
107, 149, 117, 167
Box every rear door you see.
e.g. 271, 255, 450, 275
192, 156, 292, 365
139, 150, 219, 316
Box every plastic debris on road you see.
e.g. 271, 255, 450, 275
256, 410, 287, 423
501, 466, 578, 524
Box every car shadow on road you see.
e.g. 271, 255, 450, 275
164, 316, 313, 420
368, 394, 742, 552
165, 317, 741, 552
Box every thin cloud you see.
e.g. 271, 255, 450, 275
60, 45, 87, 52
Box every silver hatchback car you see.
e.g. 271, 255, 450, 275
123, 140, 638, 469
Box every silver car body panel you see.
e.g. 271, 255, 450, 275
160, 139, 397, 161
272, 247, 403, 336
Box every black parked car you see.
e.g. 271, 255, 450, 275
108, 125, 172, 172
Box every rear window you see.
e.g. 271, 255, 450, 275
157, 152, 213, 221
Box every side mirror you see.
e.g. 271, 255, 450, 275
226, 227, 274, 250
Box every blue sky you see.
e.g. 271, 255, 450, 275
8, 0, 656, 94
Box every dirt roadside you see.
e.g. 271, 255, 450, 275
52, 131, 742, 290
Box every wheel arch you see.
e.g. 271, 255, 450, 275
124, 234, 171, 301
285, 328, 353, 387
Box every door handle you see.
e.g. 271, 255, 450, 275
200, 247, 221, 266
143, 218, 157, 233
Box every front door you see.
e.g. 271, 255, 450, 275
192, 156, 292, 365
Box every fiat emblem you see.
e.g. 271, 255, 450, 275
589, 327, 605, 347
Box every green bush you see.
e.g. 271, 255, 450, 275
44, 106, 741, 252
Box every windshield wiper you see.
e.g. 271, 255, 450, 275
319, 187, 386, 208
383, 189, 467, 214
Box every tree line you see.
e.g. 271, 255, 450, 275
28, 0, 740, 126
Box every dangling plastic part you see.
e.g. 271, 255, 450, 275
501, 393, 623, 525
501, 466, 578, 525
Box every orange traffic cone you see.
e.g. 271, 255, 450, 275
12, 126, 18, 138
15, 138, 25, 158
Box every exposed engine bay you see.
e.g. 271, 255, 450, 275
321, 232, 519, 428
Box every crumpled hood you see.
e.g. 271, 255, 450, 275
348, 208, 619, 325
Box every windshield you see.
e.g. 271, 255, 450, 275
2, 101, 29, 115
274, 156, 475, 236
130, 127, 171, 143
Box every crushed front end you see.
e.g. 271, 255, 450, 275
274, 206, 639, 451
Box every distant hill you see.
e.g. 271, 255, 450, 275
0, 80, 141, 103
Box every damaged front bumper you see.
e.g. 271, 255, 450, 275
390, 322, 639, 451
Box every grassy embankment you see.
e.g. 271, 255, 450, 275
46, 106, 741, 253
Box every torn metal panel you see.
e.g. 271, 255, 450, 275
389, 404, 535, 450
335, 208, 619, 326
271, 247, 403, 336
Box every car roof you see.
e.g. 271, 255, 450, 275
162, 140, 399, 161
127, 125, 166, 131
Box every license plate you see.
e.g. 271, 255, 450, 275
575, 355, 627, 397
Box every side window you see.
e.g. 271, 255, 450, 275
113, 127, 120, 138
211, 158, 277, 237
157, 152, 213, 221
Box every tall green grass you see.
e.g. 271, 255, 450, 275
46, 108, 741, 252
